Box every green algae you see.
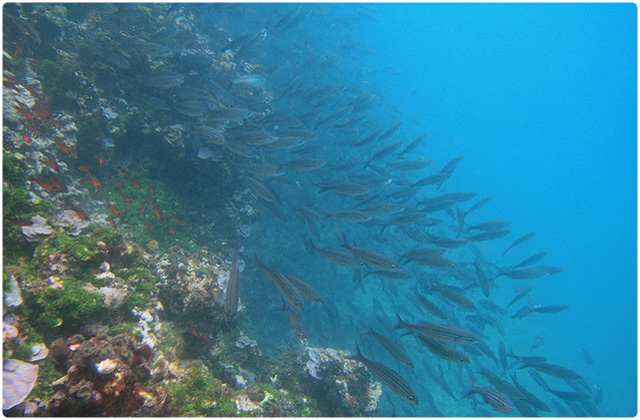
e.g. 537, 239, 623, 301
107, 323, 136, 337
121, 292, 150, 314
166, 365, 231, 417
30, 359, 64, 401
3, 153, 54, 264
29, 281, 103, 330
34, 230, 98, 265
102, 175, 197, 252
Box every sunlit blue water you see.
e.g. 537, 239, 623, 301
209, 3, 636, 416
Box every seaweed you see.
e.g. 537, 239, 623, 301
165, 365, 232, 417
24, 278, 103, 333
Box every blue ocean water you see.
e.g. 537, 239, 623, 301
238, 3, 636, 417
354, 4, 638, 416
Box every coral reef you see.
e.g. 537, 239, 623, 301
4, 4, 386, 417
43, 334, 171, 416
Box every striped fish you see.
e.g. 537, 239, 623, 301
132, 40, 172, 57
417, 335, 469, 364
341, 233, 401, 272
252, 254, 304, 311
408, 254, 458, 270
316, 182, 370, 196
241, 175, 275, 203
285, 274, 323, 304
308, 240, 364, 268
326, 211, 373, 223
503, 232, 536, 256
414, 293, 448, 320
223, 250, 240, 323
193, 125, 225, 145
464, 384, 513, 414
513, 252, 548, 269
365, 328, 413, 368
522, 361, 582, 380
361, 270, 412, 281
348, 343, 418, 404
511, 371, 551, 412
468, 229, 511, 242
277, 298, 306, 343
432, 285, 476, 311
280, 158, 326, 172
393, 314, 479, 344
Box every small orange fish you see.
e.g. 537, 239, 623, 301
15, 105, 38, 122
3, 79, 20, 91
189, 324, 200, 338
21, 132, 32, 144
79, 175, 102, 191
53, 138, 73, 155
151, 200, 163, 222
169, 226, 177, 236
171, 214, 191, 226
140, 203, 146, 215
119, 190, 133, 203
48, 173, 67, 193
95, 151, 105, 167
107, 203, 123, 217
43, 154, 59, 172
78, 166, 93, 172
32, 103, 51, 121
29, 176, 59, 192
8, 217, 33, 226
201, 334, 212, 346
104, 191, 123, 217
71, 207, 91, 221
88, 173, 102, 191
149, 187, 155, 196
129, 179, 142, 189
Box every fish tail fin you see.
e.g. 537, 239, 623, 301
339, 231, 349, 249
540, 378, 550, 392
392, 312, 407, 330
312, 183, 326, 194
276, 297, 287, 312
253, 253, 264, 268
346, 342, 363, 361
463, 372, 478, 399
359, 327, 374, 336
305, 238, 315, 253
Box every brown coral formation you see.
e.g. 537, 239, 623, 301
44, 334, 172, 416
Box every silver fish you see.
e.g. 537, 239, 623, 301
348, 344, 418, 404
366, 328, 413, 368
277, 298, 307, 343
224, 250, 240, 323
341, 233, 401, 271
